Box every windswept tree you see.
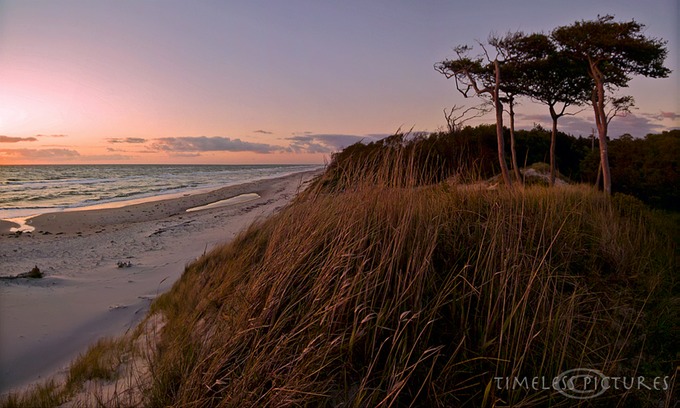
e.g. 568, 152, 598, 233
552, 15, 670, 194
435, 45, 513, 187
498, 89, 522, 182
505, 33, 593, 186
496, 63, 522, 183
491, 32, 554, 184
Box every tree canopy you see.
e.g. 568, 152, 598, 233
552, 15, 670, 85
435, 15, 671, 194
552, 15, 671, 194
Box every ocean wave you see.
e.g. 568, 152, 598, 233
1, 164, 319, 211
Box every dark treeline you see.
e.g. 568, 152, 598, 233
327, 126, 679, 210
606, 130, 679, 210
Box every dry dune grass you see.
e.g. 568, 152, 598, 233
142, 180, 674, 406
2, 148, 676, 407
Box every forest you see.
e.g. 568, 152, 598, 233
327, 126, 679, 211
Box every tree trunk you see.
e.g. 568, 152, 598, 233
508, 100, 522, 183
598, 126, 611, 194
549, 106, 558, 187
493, 60, 512, 187
590, 66, 612, 194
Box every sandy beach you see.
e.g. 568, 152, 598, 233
0, 170, 320, 393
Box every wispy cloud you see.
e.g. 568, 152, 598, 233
0, 148, 80, 158
107, 137, 147, 144
285, 134, 383, 153
514, 113, 594, 136
151, 136, 278, 154
35, 134, 68, 138
515, 111, 671, 138
0, 136, 38, 143
645, 111, 680, 121
253, 130, 273, 135
168, 152, 202, 158
608, 113, 668, 137
0, 148, 132, 161
83, 153, 132, 161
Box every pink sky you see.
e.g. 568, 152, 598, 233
1, 1, 678, 164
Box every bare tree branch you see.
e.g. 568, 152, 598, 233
443, 103, 492, 133
562, 107, 588, 117
606, 95, 635, 125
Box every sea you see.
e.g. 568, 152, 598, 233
0, 164, 322, 220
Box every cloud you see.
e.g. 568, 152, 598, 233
147, 134, 381, 155
0, 148, 132, 161
0, 148, 80, 158
649, 111, 679, 121
107, 146, 162, 155
40, 144, 73, 148
607, 113, 668, 137
0, 136, 38, 143
253, 130, 273, 135
168, 152, 202, 158
285, 134, 383, 153
151, 136, 278, 154
35, 134, 68, 138
515, 113, 594, 136
515, 111, 670, 138
107, 137, 147, 144
82, 154, 132, 161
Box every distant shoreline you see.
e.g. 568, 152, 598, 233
0, 164, 323, 222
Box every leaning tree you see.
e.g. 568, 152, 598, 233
491, 32, 557, 184
503, 33, 593, 186
552, 15, 670, 194
435, 44, 513, 187
486, 33, 527, 183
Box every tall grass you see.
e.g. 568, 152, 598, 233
143, 151, 674, 406
1, 337, 135, 408
0, 381, 65, 408
3, 139, 674, 407
309, 132, 482, 194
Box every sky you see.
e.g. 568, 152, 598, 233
0, 0, 678, 165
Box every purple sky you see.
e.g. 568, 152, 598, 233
0, 0, 677, 164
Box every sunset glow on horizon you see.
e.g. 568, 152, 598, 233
1, 0, 678, 165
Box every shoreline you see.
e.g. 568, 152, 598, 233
1, 170, 317, 236
0, 166, 323, 232
0, 169, 321, 393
